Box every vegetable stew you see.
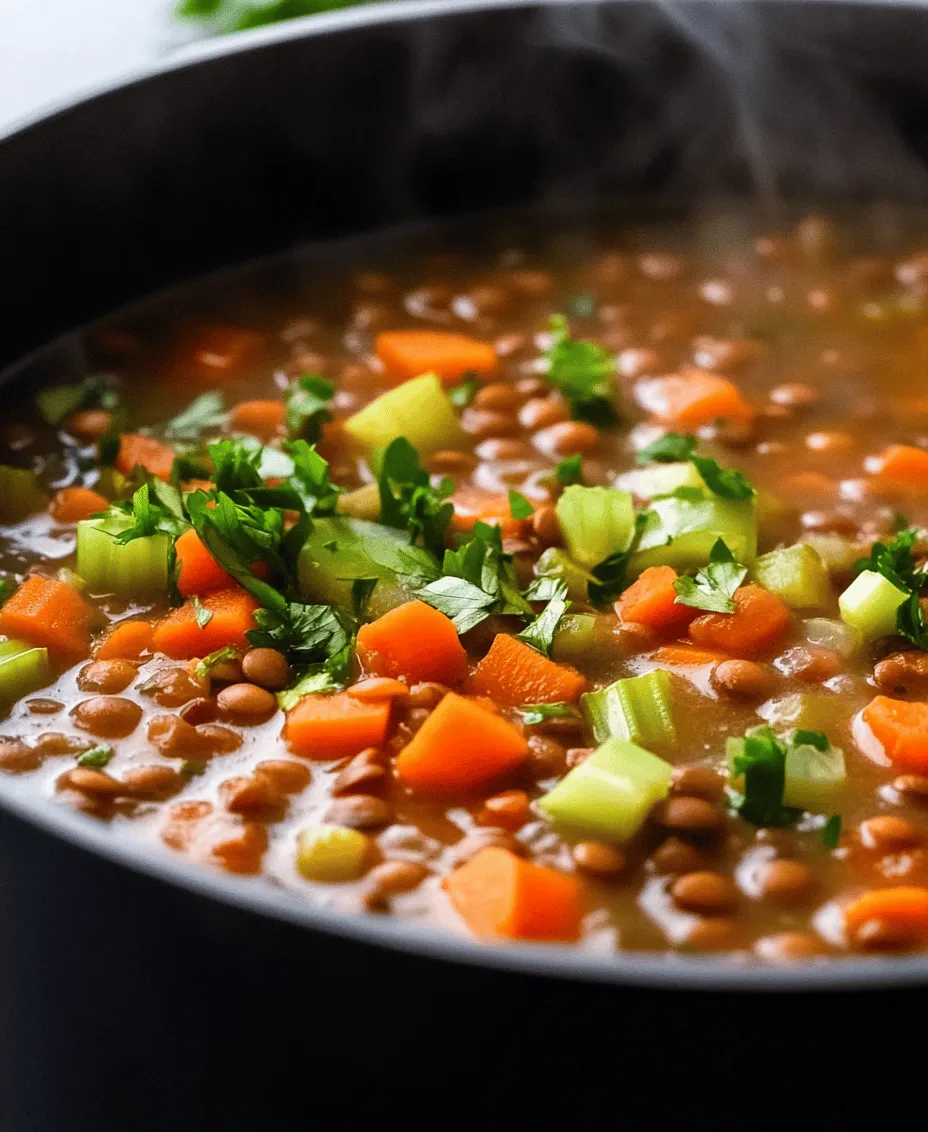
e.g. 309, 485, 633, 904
5, 211, 928, 961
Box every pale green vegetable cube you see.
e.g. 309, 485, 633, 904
758, 691, 847, 734
630, 495, 756, 575
581, 669, 678, 749
77, 519, 170, 596
0, 465, 46, 522
555, 485, 635, 569
296, 825, 370, 882
751, 544, 831, 611
343, 373, 463, 457
838, 569, 908, 640
0, 642, 50, 705
783, 741, 846, 811
533, 547, 594, 603
614, 461, 705, 499
801, 532, 860, 574
551, 613, 597, 665
803, 617, 861, 659
537, 737, 673, 843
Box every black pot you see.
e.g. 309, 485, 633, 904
2, 3, 928, 1127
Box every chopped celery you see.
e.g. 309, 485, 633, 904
295, 825, 369, 881
76, 516, 169, 595
758, 691, 847, 734
630, 495, 756, 575
94, 466, 132, 500
838, 569, 908, 640
800, 532, 860, 574
750, 544, 831, 611
537, 736, 672, 842
803, 617, 861, 659
336, 482, 381, 521
533, 547, 594, 603
343, 373, 464, 458
0, 465, 46, 522
0, 642, 50, 704
76, 518, 170, 595
581, 669, 678, 748
555, 485, 635, 569
298, 516, 438, 619
551, 613, 597, 665
614, 461, 705, 499
783, 740, 846, 811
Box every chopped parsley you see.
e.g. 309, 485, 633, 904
163, 391, 226, 441
551, 454, 584, 486
351, 577, 379, 620
192, 595, 213, 629
415, 521, 532, 634
691, 457, 756, 500
856, 528, 928, 649
794, 729, 829, 751
448, 374, 480, 408
544, 314, 619, 427
519, 702, 577, 726
377, 437, 453, 558
635, 432, 698, 464
194, 645, 240, 680
587, 512, 650, 605
508, 490, 533, 520
284, 374, 334, 443
104, 481, 187, 544
820, 813, 843, 849
673, 539, 747, 614
248, 601, 350, 665
76, 746, 114, 768
729, 726, 803, 828
514, 579, 570, 657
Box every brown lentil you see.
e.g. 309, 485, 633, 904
711, 659, 780, 701
756, 859, 817, 903
71, 696, 142, 739
77, 659, 138, 694
858, 815, 923, 851
671, 871, 739, 914
657, 796, 723, 835
216, 683, 278, 721
324, 794, 394, 830
241, 648, 291, 691
572, 842, 626, 876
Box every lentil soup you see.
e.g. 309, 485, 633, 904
4, 210, 928, 962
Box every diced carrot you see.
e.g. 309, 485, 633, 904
844, 886, 928, 942
151, 587, 259, 659
781, 472, 836, 499
49, 487, 109, 524
285, 693, 391, 760
860, 696, 928, 773
651, 645, 733, 669
95, 619, 154, 661
356, 601, 468, 687
868, 444, 928, 488
162, 801, 266, 874
617, 566, 697, 636
469, 634, 586, 706
230, 399, 285, 442
181, 478, 216, 494
375, 329, 497, 386
175, 529, 237, 597
449, 486, 526, 539
688, 584, 792, 659
188, 325, 264, 375
396, 692, 527, 792
444, 846, 583, 942
0, 574, 95, 659
115, 434, 175, 481
346, 677, 410, 702
635, 369, 755, 428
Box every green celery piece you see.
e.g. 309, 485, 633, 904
551, 613, 597, 665
581, 669, 678, 748
629, 495, 756, 575
0, 465, 46, 523
298, 516, 438, 619
343, 373, 464, 458
533, 547, 594, 603
0, 644, 50, 704
537, 736, 673, 843
800, 532, 860, 574
614, 461, 705, 499
838, 569, 908, 640
803, 617, 861, 658
76, 518, 170, 595
750, 543, 831, 611
554, 485, 635, 569
783, 741, 846, 811
758, 691, 847, 735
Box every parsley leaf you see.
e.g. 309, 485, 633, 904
194, 645, 240, 680
588, 511, 650, 605
821, 813, 842, 849
76, 746, 114, 768
164, 392, 226, 441
519, 702, 577, 726
285, 439, 341, 517
551, 454, 584, 486
544, 314, 619, 427
897, 591, 928, 649
691, 457, 755, 500
351, 577, 378, 620
508, 490, 533, 520
192, 595, 213, 629
448, 374, 480, 408
514, 579, 570, 656
673, 539, 747, 614
248, 602, 350, 664
635, 432, 697, 464
856, 527, 924, 593
377, 437, 453, 558
730, 726, 803, 828
208, 438, 265, 497
794, 730, 829, 751
105, 481, 187, 544
37, 376, 121, 427
415, 521, 532, 634
285, 374, 334, 443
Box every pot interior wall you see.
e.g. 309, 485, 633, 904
3, 0, 928, 371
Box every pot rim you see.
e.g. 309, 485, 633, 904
1, 0, 925, 990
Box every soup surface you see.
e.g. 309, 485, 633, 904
5, 210, 928, 962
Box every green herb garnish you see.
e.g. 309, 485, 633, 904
514, 579, 570, 657
820, 813, 842, 849
163, 391, 226, 441
587, 511, 650, 605
544, 314, 619, 427
377, 437, 453, 559
448, 374, 480, 408
285, 374, 334, 443
519, 702, 576, 726
635, 432, 698, 464
691, 457, 756, 500
730, 725, 804, 828
551, 454, 584, 486
508, 490, 533, 520
673, 539, 748, 614
192, 595, 213, 629
77, 746, 114, 768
